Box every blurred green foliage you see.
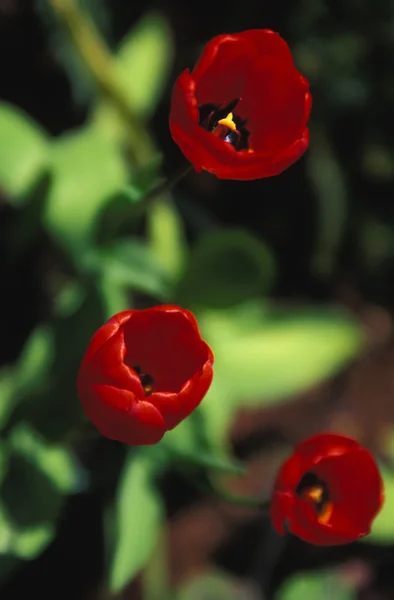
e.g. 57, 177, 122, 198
0, 0, 391, 597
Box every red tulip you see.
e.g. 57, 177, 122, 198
169, 29, 311, 180
270, 434, 384, 546
77, 305, 214, 446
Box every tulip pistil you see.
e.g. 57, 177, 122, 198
296, 472, 333, 524
134, 365, 155, 396
198, 98, 251, 151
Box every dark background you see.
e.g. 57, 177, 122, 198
1, 0, 394, 598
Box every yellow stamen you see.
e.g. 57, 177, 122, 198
303, 485, 324, 504
318, 501, 333, 524
143, 383, 154, 395
217, 112, 237, 131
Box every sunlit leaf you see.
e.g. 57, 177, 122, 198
0, 326, 54, 431
84, 238, 172, 300
116, 12, 173, 118
203, 305, 363, 402
199, 303, 363, 446
9, 424, 79, 494
109, 450, 164, 592
0, 103, 49, 201
92, 11, 173, 141
0, 502, 54, 561
148, 197, 187, 280
364, 464, 394, 544
44, 128, 128, 254
175, 229, 276, 309
177, 570, 260, 600
277, 570, 354, 600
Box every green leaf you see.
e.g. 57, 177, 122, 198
175, 229, 276, 309
199, 303, 363, 447
0, 426, 78, 564
0, 326, 54, 431
25, 280, 106, 441
203, 305, 363, 402
0, 502, 54, 561
116, 12, 173, 118
9, 424, 78, 494
364, 464, 394, 544
109, 450, 164, 593
148, 197, 187, 280
92, 12, 173, 140
44, 128, 128, 254
277, 571, 354, 600
84, 238, 172, 300
0, 369, 17, 431
0, 443, 8, 485
177, 570, 259, 600
0, 103, 49, 201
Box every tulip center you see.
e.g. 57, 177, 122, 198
133, 365, 155, 396
198, 98, 251, 151
296, 472, 333, 524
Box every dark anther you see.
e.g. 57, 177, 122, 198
133, 365, 155, 396
295, 471, 330, 514
198, 97, 251, 151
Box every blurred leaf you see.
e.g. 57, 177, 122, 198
175, 229, 276, 308
0, 443, 8, 485
0, 103, 49, 201
9, 424, 78, 494
44, 128, 128, 254
365, 464, 394, 544
99, 273, 131, 319
0, 503, 53, 561
177, 570, 260, 600
0, 429, 77, 565
203, 305, 363, 402
308, 126, 348, 276
84, 238, 172, 300
36, 0, 110, 107
17, 326, 54, 396
92, 12, 173, 140
25, 280, 106, 441
277, 571, 354, 600
199, 303, 363, 446
109, 450, 164, 592
0, 326, 54, 431
116, 12, 173, 118
148, 197, 187, 280
0, 369, 17, 431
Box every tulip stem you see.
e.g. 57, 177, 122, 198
213, 486, 270, 510
47, 0, 154, 166
166, 445, 246, 476
138, 162, 194, 206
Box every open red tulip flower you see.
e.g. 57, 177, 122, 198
77, 305, 214, 446
169, 29, 311, 180
270, 434, 384, 546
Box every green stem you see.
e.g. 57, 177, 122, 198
166, 444, 246, 476
211, 484, 270, 509
140, 163, 194, 205
47, 0, 154, 165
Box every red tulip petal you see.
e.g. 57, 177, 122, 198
239, 59, 308, 153
192, 34, 254, 105
295, 433, 360, 466
238, 29, 294, 64
80, 310, 132, 368
313, 449, 384, 532
123, 309, 210, 393
81, 384, 166, 446
78, 327, 142, 394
